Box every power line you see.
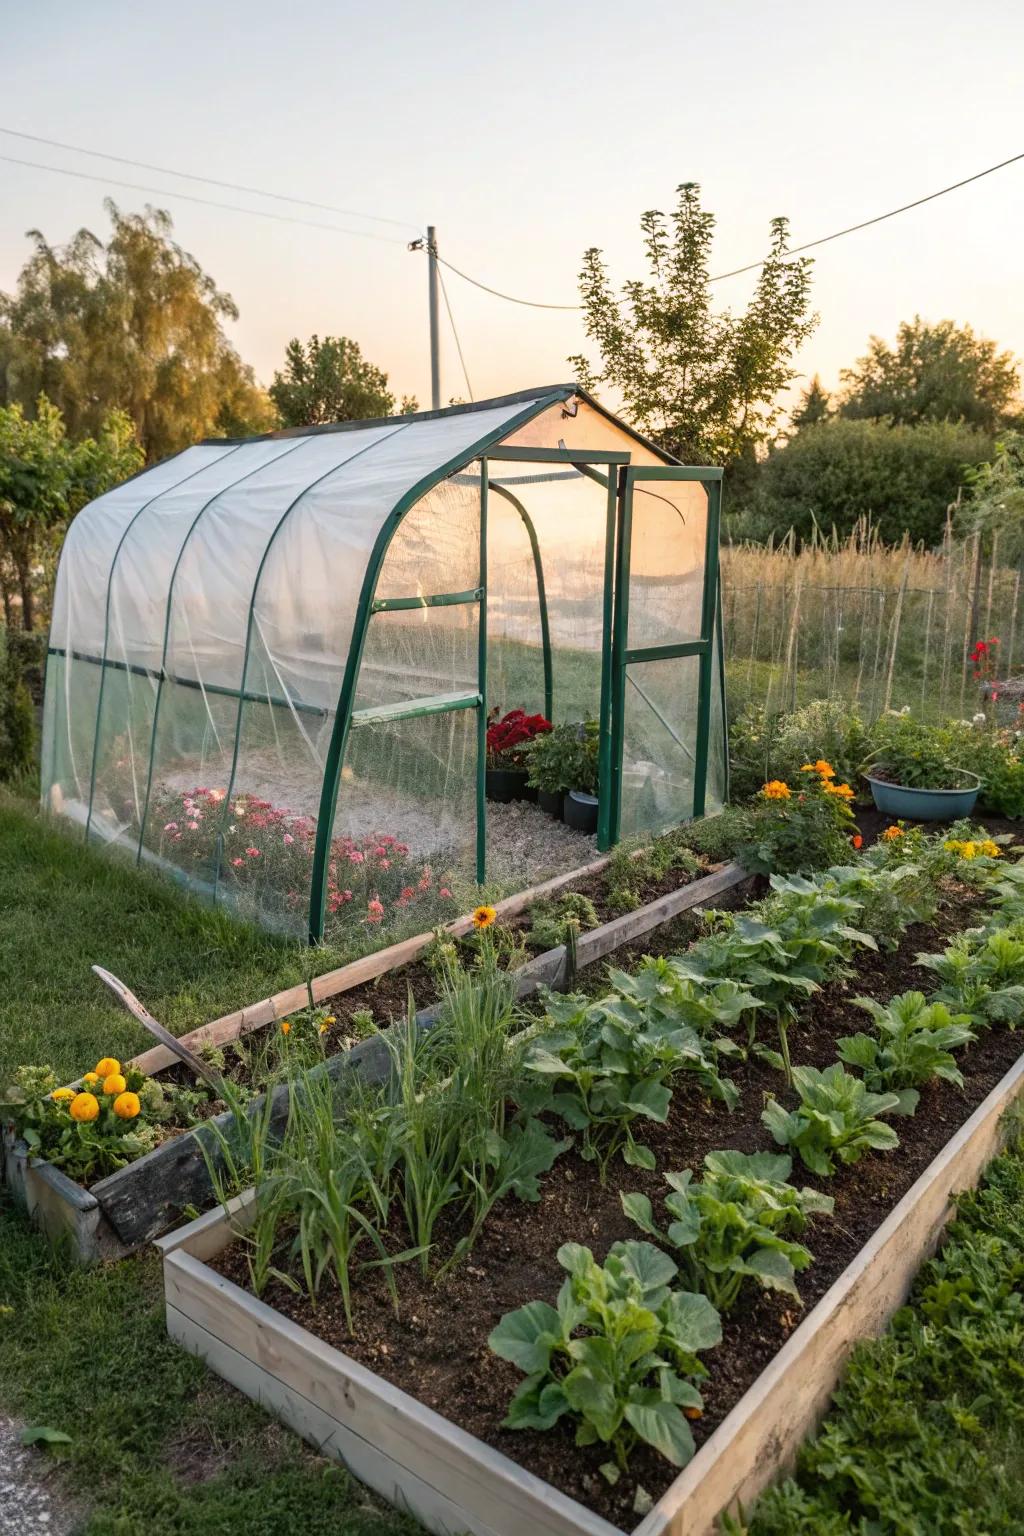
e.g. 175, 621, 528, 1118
0, 126, 420, 234
435, 253, 580, 311
435, 148, 1024, 310
709, 148, 1024, 279
0, 152, 411, 245
436, 264, 473, 400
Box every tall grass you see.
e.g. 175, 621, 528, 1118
722, 522, 1023, 722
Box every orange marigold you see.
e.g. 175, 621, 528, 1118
761, 780, 791, 800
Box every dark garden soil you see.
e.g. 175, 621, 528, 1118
210, 880, 1024, 1528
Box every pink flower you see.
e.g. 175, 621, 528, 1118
188, 820, 199, 831
378, 858, 391, 870
401, 886, 415, 900
349, 850, 365, 864
342, 889, 352, 902
164, 822, 178, 832
439, 887, 452, 899
232, 857, 244, 867
283, 833, 294, 845
366, 899, 385, 923
246, 846, 261, 858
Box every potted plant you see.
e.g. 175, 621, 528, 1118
526, 720, 600, 831
864, 713, 981, 821
485, 709, 551, 803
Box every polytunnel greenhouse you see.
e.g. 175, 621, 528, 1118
42, 385, 728, 944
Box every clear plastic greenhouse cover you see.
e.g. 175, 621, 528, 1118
42, 385, 727, 949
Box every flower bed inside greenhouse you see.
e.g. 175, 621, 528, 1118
153, 825, 1024, 1533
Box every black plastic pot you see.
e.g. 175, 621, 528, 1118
563, 790, 599, 833
538, 788, 564, 819
485, 767, 530, 803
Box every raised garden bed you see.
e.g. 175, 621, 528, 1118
2, 858, 749, 1261
156, 884, 1024, 1535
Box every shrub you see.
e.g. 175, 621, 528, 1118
0, 626, 37, 781
729, 700, 868, 804
747, 417, 993, 546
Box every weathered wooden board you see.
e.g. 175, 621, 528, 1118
131, 848, 626, 1077
161, 1246, 620, 1536
159, 1045, 1024, 1536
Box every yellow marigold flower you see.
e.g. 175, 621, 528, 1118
280, 1020, 291, 1035
324, 1015, 336, 1025
761, 780, 791, 800
814, 760, 836, 779
113, 1091, 141, 1120
980, 840, 1001, 858
102, 1073, 127, 1096
799, 763, 817, 773
69, 1092, 100, 1123
82, 1071, 100, 1085
882, 825, 904, 841
50, 1087, 75, 1102
95, 1057, 121, 1079
472, 904, 498, 929
945, 839, 978, 859
318, 1023, 329, 1035
825, 782, 856, 800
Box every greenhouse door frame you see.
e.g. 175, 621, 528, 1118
598, 464, 723, 849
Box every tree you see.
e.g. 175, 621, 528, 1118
269, 335, 416, 427
0, 396, 142, 631
838, 317, 1021, 432
0, 201, 276, 460
790, 375, 831, 430
568, 182, 817, 465
747, 417, 992, 546
955, 432, 1024, 561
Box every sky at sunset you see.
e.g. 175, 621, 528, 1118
2, 0, 1023, 422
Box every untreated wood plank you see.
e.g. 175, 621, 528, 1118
636, 1046, 1024, 1536
130, 848, 623, 1076
165, 1249, 618, 1536
166, 1303, 495, 1536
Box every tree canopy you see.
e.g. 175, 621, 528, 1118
790, 375, 831, 430
269, 334, 416, 427
0, 201, 275, 460
746, 416, 992, 546
569, 182, 817, 465
0, 396, 143, 631
838, 317, 1021, 432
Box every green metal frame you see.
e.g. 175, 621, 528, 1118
487, 483, 554, 722
307, 388, 572, 943
82, 446, 227, 841
371, 589, 481, 613
606, 466, 722, 842
350, 690, 480, 727
484, 446, 632, 465
596, 467, 621, 850
476, 459, 489, 883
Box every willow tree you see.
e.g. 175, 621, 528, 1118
569, 182, 816, 466
0, 201, 275, 460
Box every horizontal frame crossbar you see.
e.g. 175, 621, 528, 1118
47, 646, 329, 719
483, 446, 632, 465
627, 464, 723, 482
349, 689, 481, 727
371, 589, 481, 613
623, 640, 709, 665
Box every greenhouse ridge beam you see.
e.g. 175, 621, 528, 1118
47, 646, 329, 719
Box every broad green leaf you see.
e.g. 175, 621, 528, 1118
488, 1301, 561, 1373
623, 1400, 695, 1468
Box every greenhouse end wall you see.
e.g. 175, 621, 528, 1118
41, 387, 728, 951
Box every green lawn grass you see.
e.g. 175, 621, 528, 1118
0, 1189, 419, 1535
0, 789, 421, 1533
0, 790, 344, 1084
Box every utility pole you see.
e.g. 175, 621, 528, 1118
427, 225, 441, 409
408, 226, 442, 408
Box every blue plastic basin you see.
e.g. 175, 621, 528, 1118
865, 773, 981, 822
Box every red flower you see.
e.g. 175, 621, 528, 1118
851, 834, 863, 850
